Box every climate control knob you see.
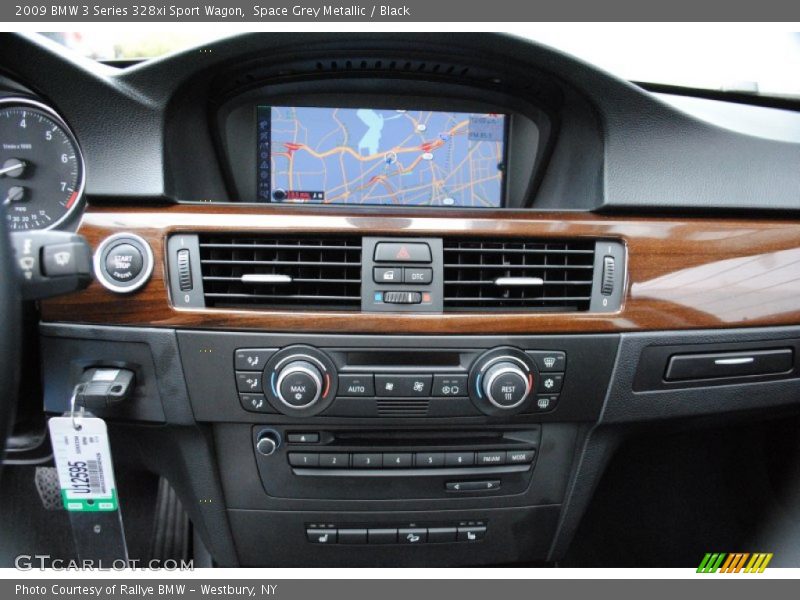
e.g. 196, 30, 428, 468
468, 347, 538, 416
276, 360, 322, 409
483, 362, 530, 409
262, 345, 338, 417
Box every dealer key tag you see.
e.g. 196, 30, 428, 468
49, 416, 119, 511
49, 411, 129, 562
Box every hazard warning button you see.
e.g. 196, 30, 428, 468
374, 242, 432, 263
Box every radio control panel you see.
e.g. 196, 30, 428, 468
250, 425, 540, 501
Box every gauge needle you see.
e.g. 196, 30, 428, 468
4, 185, 25, 205
0, 158, 26, 177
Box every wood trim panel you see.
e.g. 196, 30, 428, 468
40, 205, 800, 334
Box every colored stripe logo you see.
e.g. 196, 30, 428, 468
697, 552, 773, 573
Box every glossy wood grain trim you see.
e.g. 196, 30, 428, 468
40, 205, 800, 334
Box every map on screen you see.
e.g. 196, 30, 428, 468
256, 106, 506, 207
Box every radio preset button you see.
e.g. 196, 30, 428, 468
415, 452, 445, 467
445, 451, 475, 467
288, 453, 320, 467
352, 453, 382, 468
383, 453, 413, 468
319, 453, 350, 468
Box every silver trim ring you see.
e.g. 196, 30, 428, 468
275, 362, 322, 410
484, 364, 531, 410
0, 97, 86, 231
93, 232, 154, 294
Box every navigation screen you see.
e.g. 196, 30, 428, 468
256, 106, 507, 207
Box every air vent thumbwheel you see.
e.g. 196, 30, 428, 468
468, 347, 538, 416
261, 345, 338, 417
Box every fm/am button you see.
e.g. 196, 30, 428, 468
338, 374, 375, 397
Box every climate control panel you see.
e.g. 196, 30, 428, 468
233, 345, 566, 418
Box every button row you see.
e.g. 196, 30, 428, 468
339, 373, 468, 397
288, 449, 535, 469
307, 524, 485, 545
373, 266, 433, 285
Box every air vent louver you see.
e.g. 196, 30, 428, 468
443, 239, 596, 311
199, 235, 362, 310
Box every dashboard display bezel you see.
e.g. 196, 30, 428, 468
215, 78, 551, 210
255, 104, 511, 209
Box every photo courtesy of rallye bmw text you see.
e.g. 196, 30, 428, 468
0, 3, 799, 595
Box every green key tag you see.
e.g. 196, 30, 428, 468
48, 416, 119, 512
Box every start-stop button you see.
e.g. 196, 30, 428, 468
94, 233, 153, 293
105, 243, 144, 282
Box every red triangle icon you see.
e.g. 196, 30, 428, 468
396, 246, 411, 260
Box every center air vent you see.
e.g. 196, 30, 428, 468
199, 235, 362, 310
443, 239, 596, 311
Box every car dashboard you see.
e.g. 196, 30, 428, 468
2, 32, 800, 567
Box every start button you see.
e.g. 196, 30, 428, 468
94, 233, 154, 294
105, 243, 144, 282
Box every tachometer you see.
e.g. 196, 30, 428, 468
0, 97, 85, 231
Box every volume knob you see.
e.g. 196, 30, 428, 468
275, 360, 323, 409
482, 362, 531, 409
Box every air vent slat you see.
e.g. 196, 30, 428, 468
198, 234, 362, 310
443, 239, 595, 312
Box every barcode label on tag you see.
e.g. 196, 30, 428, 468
48, 416, 118, 512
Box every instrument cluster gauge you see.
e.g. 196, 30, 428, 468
0, 97, 86, 231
